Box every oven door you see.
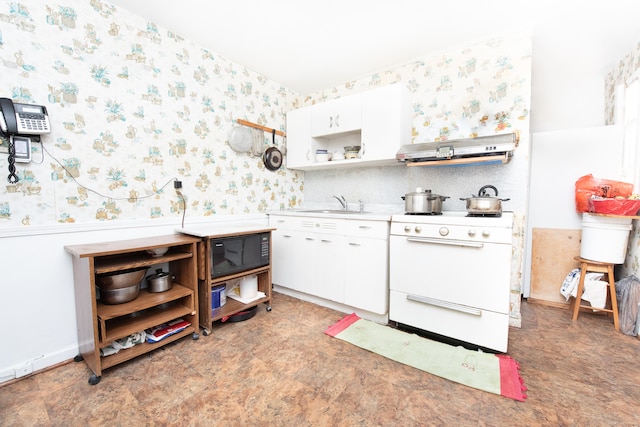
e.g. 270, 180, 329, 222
389, 235, 511, 313
389, 234, 511, 352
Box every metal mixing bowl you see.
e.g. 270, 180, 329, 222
99, 283, 140, 304
96, 267, 147, 290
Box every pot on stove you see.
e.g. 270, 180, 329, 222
402, 188, 449, 214
460, 185, 510, 215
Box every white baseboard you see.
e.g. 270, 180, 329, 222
273, 285, 389, 325
0, 344, 78, 385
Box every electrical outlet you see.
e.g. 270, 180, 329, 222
14, 362, 33, 378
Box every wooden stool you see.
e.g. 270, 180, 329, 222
571, 256, 619, 331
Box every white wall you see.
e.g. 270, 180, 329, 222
523, 126, 625, 296
529, 19, 640, 133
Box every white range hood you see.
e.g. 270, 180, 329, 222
396, 132, 519, 163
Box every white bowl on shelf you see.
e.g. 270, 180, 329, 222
146, 247, 169, 257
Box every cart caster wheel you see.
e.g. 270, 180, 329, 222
88, 374, 101, 385
202, 329, 210, 336
74, 354, 83, 363
266, 305, 272, 312
192, 332, 200, 340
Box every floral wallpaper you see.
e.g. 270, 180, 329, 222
0, 0, 303, 228
605, 42, 640, 278
0, 0, 532, 231
299, 35, 531, 144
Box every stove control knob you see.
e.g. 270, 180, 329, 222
415, 226, 422, 233
404, 225, 411, 233
467, 229, 476, 237
482, 230, 491, 238
439, 227, 449, 236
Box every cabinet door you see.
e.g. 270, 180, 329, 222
361, 84, 411, 162
286, 107, 314, 168
344, 236, 388, 315
271, 227, 300, 289
296, 232, 320, 295
311, 94, 362, 137
314, 234, 345, 303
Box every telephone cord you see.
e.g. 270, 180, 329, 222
41, 143, 181, 204
7, 135, 18, 184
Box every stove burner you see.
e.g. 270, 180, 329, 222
405, 212, 443, 215
466, 213, 502, 218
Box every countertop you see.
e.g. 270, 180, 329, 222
267, 209, 393, 221
177, 223, 275, 238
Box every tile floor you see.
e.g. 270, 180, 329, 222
1, 292, 639, 426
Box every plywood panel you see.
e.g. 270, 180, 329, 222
530, 228, 582, 307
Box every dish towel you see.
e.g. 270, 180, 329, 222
560, 268, 607, 309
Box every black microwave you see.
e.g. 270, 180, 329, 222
210, 232, 270, 278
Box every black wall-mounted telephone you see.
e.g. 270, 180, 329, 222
0, 98, 51, 183
0, 98, 51, 136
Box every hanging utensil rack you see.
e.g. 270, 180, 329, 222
236, 119, 286, 137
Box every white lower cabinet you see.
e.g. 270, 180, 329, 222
271, 221, 300, 290
269, 214, 389, 314
344, 236, 388, 314
309, 232, 345, 302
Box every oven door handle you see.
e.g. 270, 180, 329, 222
406, 236, 484, 248
406, 294, 482, 316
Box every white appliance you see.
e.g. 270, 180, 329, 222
395, 132, 518, 163
389, 212, 513, 352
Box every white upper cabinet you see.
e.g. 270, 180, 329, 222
311, 94, 362, 137
286, 83, 411, 170
285, 106, 313, 168
361, 84, 412, 162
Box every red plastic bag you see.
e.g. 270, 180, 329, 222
588, 198, 640, 216
575, 174, 634, 213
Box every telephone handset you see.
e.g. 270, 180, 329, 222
0, 98, 51, 136
0, 98, 51, 183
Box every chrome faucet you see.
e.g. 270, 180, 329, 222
332, 195, 348, 210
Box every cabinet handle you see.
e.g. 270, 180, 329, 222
407, 236, 484, 248
358, 225, 372, 229
348, 242, 361, 247
329, 116, 333, 129
305, 237, 315, 241
406, 294, 481, 316
282, 234, 292, 238
320, 239, 332, 243
335, 114, 340, 128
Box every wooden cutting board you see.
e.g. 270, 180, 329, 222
529, 228, 582, 307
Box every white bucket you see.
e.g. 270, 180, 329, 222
580, 213, 633, 263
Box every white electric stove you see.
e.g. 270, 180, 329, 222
389, 211, 514, 352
